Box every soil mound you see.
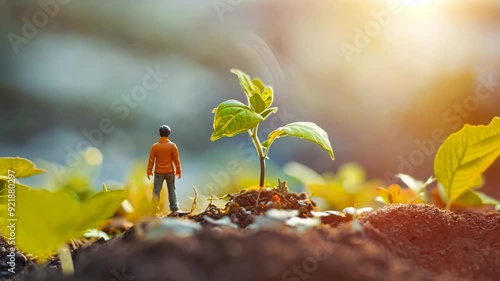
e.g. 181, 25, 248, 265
361, 204, 500, 281
12, 227, 438, 281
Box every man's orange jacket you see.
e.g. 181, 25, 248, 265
147, 137, 181, 174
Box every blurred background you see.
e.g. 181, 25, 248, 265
0, 0, 499, 210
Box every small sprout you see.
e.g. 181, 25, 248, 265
277, 178, 289, 193
211, 69, 334, 187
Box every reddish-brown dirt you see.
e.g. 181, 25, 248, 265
360, 204, 500, 281
11, 227, 440, 281
4, 204, 500, 281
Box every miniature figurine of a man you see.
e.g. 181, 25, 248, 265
147, 125, 182, 212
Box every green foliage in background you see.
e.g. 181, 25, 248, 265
378, 117, 500, 209
434, 117, 500, 208
0, 157, 125, 261
284, 162, 381, 210
376, 174, 434, 205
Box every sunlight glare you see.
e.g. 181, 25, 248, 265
401, 0, 439, 8
83, 147, 103, 166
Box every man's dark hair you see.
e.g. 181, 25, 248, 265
159, 125, 171, 137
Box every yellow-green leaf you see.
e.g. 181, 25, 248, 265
376, 184, 420, 204
453, 190, 500, 207
70, 190, 125, 238
434, 117, 500, 204
262, 122, 334, 159
7, 189, 79, 260
252, 77, 265, 93
261, 86, 273, 109
1, 189, 124, 261
249, 92, 267, 113
0, 157, 45, 178
376, 184, 407, 204
387, 184, 406, 203
210, 100, 264, 141
0, 175, 30, 201
247, 77, 273, 113
283, 161, 326, 185
396, 174, 435, 193
260, 107, 278, 120
286, 162, 379, 209
230, 69, 253, 97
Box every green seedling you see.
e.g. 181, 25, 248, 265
0, 157, 125, 275
211, 69, 334, 187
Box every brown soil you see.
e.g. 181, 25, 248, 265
2, 204, 500, 281
187, 185, 317, 228
360, 204, 500, 281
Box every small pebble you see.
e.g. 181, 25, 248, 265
15, 252, 27, 265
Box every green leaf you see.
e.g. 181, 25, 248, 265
283, 161, 326, 185
0, 189, 124, 261
70, 190, 125, 238
252, 78, 265, 93
453, 190, 500, 207
262, 86, 274, 109
211, 100, 264, 141
434, 117, 500, 204
470, 174, 484, 189
249, 86, 274, 113
260, 107, 278, 120
0, 157, 45, 178
396, 174, 435, 193
230, 69, 253, 97
337, 162, 367, 193
5, 189, 79, 260
0, 175, 30, 201
262, 122, 334, 159
249, 92, 267, 113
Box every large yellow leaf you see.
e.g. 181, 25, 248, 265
0, 189, 124, 261
0, 157, 45, 178
434, 117, 500, 205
